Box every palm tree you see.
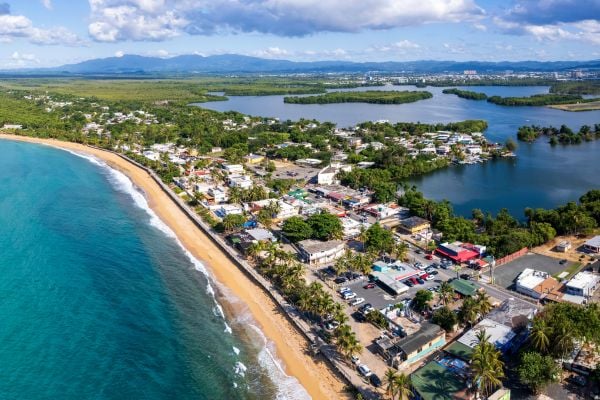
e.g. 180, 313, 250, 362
247, 241, 264, 262
352, 252, 375, 276
392, 242, 409, 262
228, 187, 242, 204
475, 291, 493, 318
384, 368, 399, 400
459, 297, 478, 327
438, 281, 454, 306
334, 324, 362, 359
394, 373, 413, 400
471, 331, 505, 398
529, 317, 551, 354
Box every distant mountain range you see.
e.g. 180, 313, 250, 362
6, 54, 600, 75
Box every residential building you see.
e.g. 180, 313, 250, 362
449, 279, 480, 297
411, 358, 472, 400
515, 268, 560, 300
297, 239, 345, 265
216, 204, 243, 218
245, 228, 277, 243
458, 318, 516, 354
566, 271, 600, 297
228, 174, 253, 189
222, 164, 244, 174
317, 166, 338, 185
398, 216, 431, 234
208, 187, 227, 204
244, 154, 265, 164
584, 236, 600, 253
389, 322, 446, 367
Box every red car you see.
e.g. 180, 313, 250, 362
425, 254, 433, 260
363, 283, 376, 289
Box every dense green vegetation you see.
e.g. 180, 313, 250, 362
487, 93, 585, 106
550, 80, 600, 95
403, 78, 554, 87
281, 212, 343, 242
399, 188, 599, 258
442, 88, 488, 100
283, 90, 433, 104
358, 119, 489, 134
517, 124, 600, 144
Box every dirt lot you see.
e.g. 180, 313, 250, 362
532, 234, 598, 263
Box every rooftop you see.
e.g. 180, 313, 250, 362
298, 239, 345, 254
449, 279, 479, 297
567, 271, 600, 290
400, 216, 430, 229
517, 268, 550, 290
458, 318, 515, 350
397, 322, 444, 355
486, 298, 537, 329
584, 235, 600, 248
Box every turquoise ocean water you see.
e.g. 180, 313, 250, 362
0, 140, 308, 400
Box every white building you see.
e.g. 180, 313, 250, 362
228, 174, 253, 189
142, 150, 160, 161
515, 268, 559, 299
208, 187, 228, 203
222, 164, 244, 174
216, 204, 243, 217
317, 166, 338, 185
566, 271, 600, 297
297, 240, 345, 265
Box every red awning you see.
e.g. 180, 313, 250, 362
435, 247, 479, 263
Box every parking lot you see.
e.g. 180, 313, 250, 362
493, 253, 576, 289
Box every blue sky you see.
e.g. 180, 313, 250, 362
1, 0, 599, 68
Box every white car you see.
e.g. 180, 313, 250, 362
358, 364, 373, 377
343, 292, 357, 300
350, 297, 365, 306
351, 355, 361, 365
338, 287, 351, 294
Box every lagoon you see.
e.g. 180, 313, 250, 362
198, 85, 600, 216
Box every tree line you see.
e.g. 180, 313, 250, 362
283, 90, 433, 105
517, 124, 600, 145
442, 88, 488, 100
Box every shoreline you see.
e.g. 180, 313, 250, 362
0, 134, 348, 400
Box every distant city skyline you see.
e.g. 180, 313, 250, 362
0, 0, 599, 68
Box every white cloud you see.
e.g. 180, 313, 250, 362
252, 47, 290, 58
3, 51, 40, 68
114, 50, 124, 57
41, 0, 52, 10
0, 12, 83, 45
88, 0, 484, 41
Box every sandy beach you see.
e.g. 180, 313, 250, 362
0, 134, 348, 400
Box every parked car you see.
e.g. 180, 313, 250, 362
324, 321, 340, 330
363, 283, 376, 289
415, 249, 423, 254
460, 274, 471, 280
334, 277, 347, 284
404, 279, 414, 287
338, 287, 351, 294
416, 277, 425, 285
429, 263, 440, 269
410, 277, 420, 285
428, 270, 439, 276
560, 259, 568, 265
425, 254, 433, 260
343, 292, 357, 300
351, 355, 361, 365
357, 364, 373, 377
369, 374, 382, 387
425, 267, 435, 274
350, 297, 365, 306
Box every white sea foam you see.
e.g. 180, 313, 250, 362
232, 346, 240, 356
234, 361, 247, 378
67, 149, 311, 400
247, 324, 312, 400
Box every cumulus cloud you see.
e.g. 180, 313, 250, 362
0, 6, 83, 45
41, 0, 52, 10
494, 1, 600, 45
88, 0, 484, 41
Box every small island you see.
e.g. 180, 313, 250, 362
517, 124, 600, 145
283, 90, 433, 104
487, 94, 585, 106
442, 88, 488, 100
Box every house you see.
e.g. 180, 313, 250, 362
245, 228, 277, 243
555, 240, 571, 252
216, 204, 243, 218
2, 124, 23, 130
583, 236, 600, 253
228, 174, 253, 189
392, 322, 446, 367
222, 164, 244, 174
297, 239, 345, 265
565, 271, 600, 297
317, 166, 338, 185
398, 216, 431, 234
458, 318, 516, 354
515, 268, 560, 300
244, 154, 265, 164
208, 187, 227, 203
